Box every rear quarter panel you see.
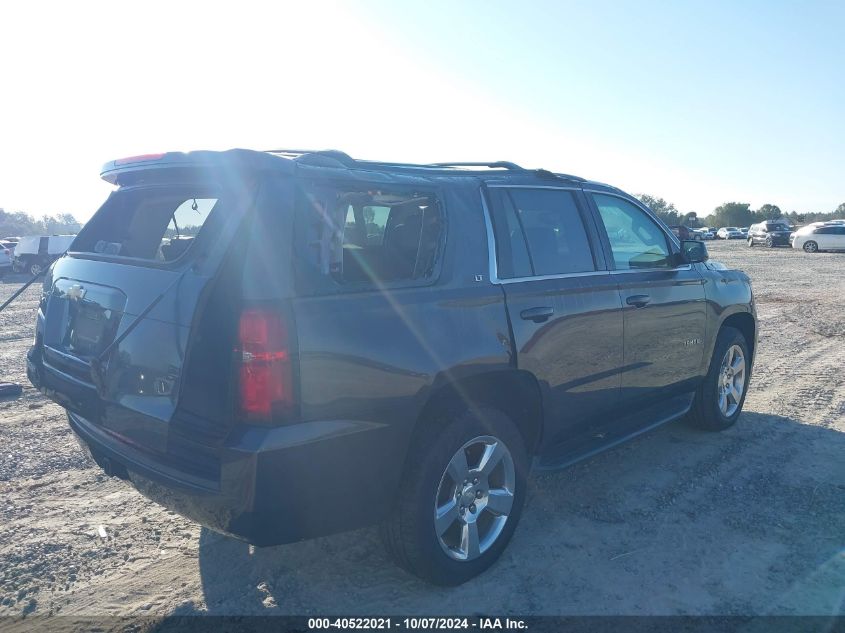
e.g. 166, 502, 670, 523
289, 179, 513, 526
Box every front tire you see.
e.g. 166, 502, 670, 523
381, 407, 528, 585
803, 240, 819, 253
688, 326, 751, 431
747, 238, 754, 247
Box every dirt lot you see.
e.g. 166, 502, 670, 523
0, 240, 843, 618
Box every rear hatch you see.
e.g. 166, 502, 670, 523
32, 154, 259, 482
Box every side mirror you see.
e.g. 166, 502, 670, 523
681, 239, 708, 263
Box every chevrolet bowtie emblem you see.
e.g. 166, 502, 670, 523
67, 284, 86, 301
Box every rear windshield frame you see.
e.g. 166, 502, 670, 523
68, 181, 233, 270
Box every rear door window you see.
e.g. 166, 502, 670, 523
295, 185, 444, 292
72, 187, 222, 263
488, 188, 596, 278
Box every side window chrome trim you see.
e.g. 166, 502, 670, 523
486, 184, 581, 191
496, 270, 612, 284
480, 188, 502, 283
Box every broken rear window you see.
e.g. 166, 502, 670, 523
71, 186, 222, 263
294, 186, 444, 292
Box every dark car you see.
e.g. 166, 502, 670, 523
668, 224, 693, 240
747, 221, 792, 247
27, 149, 757, 585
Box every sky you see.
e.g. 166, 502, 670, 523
0, 0, 843, 222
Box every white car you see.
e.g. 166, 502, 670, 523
716, 227, 743, 239
791, 223, 845, 253
11, 235, 76, 275
0, 243, 12, 277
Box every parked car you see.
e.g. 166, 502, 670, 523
716, 227, 743, 239
12, 235, 76, 275
669, 225, 692, 240
747, 221, 792, 248
0, 243, 13, 277
791, 223, 845, 253
739, 227, 749, 237
27, 149, 757, 585
694, 228, 715, 240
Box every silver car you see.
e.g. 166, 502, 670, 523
717, 227, 743, 239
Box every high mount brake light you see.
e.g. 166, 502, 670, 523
114, 153, 166, 166
237, 308, 293, 423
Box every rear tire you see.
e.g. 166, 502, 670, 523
803, 240, 819, 253
381, 406, 528, 585
688, 326, 751, 431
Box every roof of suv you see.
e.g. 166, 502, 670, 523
100, 148, 623, 194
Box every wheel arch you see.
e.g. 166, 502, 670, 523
720, 311, 756, 363
411, 369, 544, 458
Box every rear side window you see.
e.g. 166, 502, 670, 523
72, 187, 220, 262
295, 185, 444, 291
592, 194, 672, 270
488, 188, 595, 278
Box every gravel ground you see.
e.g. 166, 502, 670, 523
0, 240, 843, 619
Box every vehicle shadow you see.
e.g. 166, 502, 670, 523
185, 411, 845, 616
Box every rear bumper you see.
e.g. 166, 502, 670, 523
28, 336, 405, 546
66, 410, 401, 546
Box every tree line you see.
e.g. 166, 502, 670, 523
635, 196, 845, 229
0, 209, 81, 238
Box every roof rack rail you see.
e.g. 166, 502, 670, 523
265, 149, 357, 168
428, 161, 525, 171
535, 168, 587, 182
265, 148, 321, 155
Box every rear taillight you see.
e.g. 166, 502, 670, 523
237, 308, 293, 423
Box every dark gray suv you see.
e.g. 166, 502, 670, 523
27, 149, 756, 585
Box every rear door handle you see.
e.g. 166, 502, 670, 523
520, 306, 554, 323
626, 294, 651, 308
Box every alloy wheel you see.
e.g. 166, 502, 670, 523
434, 435, 515, 562
804, 241, 818, 253
717, 344, 746, 417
